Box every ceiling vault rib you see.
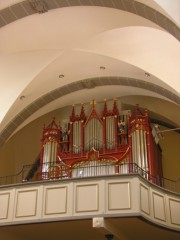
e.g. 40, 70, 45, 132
0, 76, 179, 147
0, 0, 179, 41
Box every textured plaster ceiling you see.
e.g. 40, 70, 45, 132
0, 0, 180, 146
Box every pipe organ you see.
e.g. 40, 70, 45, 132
40, 99, 162, 183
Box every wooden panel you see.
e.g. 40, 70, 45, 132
169, 198, 180, 226
152, 192, 166, 222
15, 189, 38, 218
0, 192, 10, 219
108, 182, 131, 210
44, 186, 67, 215
75, 184, 99, 212
140, 184, 150, 215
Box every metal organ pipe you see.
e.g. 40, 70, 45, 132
106, 118, 108, 149
109, 118, 111, 149
131, 126, 148, 176
42, 140, 58, 172
91, 119, 93, 150
76, 122, 78, 152
112, 117, 115, 149
144, 131, 148, 171
106, 117, 115, 150
96, 119, 99, 149
89, 120, 92, 151
107, 117, 110, 149
76, 122, 78, 153
95, 119, 97, 149
94, 120, 96, 149
42, 142, 48, 173
85, 121, 88, 152
142, 130, 148, 178
136, 130, 141, 168
71, 159, 116, 178
78, 122, 81, 153
140, 129, 148, 174
98, 120, 103, 150
84, 121, 89, 151
74, 122, 77, 153
84, 118, 103, 151
132, 131, 137, 165
77, 122, 79, 153
51, 141, 54, 164
53, 142, 57, 164
109, 117, 113, 149
93, 119, 96, 149
47, 142, 51, 164
73, 122, 75, 153
73, 121, 81, 154
140, 130, 145, 170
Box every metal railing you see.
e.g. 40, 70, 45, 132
0, 162, 179, 194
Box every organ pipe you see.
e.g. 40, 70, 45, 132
71, 160, 116, 178
84, 118, 103, 151
106, 117, 115, 149
131, 127, 148, 173
73, 121, 82, 153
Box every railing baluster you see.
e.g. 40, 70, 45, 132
0, 162, 179, 193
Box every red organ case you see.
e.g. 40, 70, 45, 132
40, 99, 162, 184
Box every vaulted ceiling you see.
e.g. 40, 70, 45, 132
0, 0, 180, 147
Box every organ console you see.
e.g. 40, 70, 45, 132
39, 99, 162, 183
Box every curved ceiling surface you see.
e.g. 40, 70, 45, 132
0, 0, 180, 146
